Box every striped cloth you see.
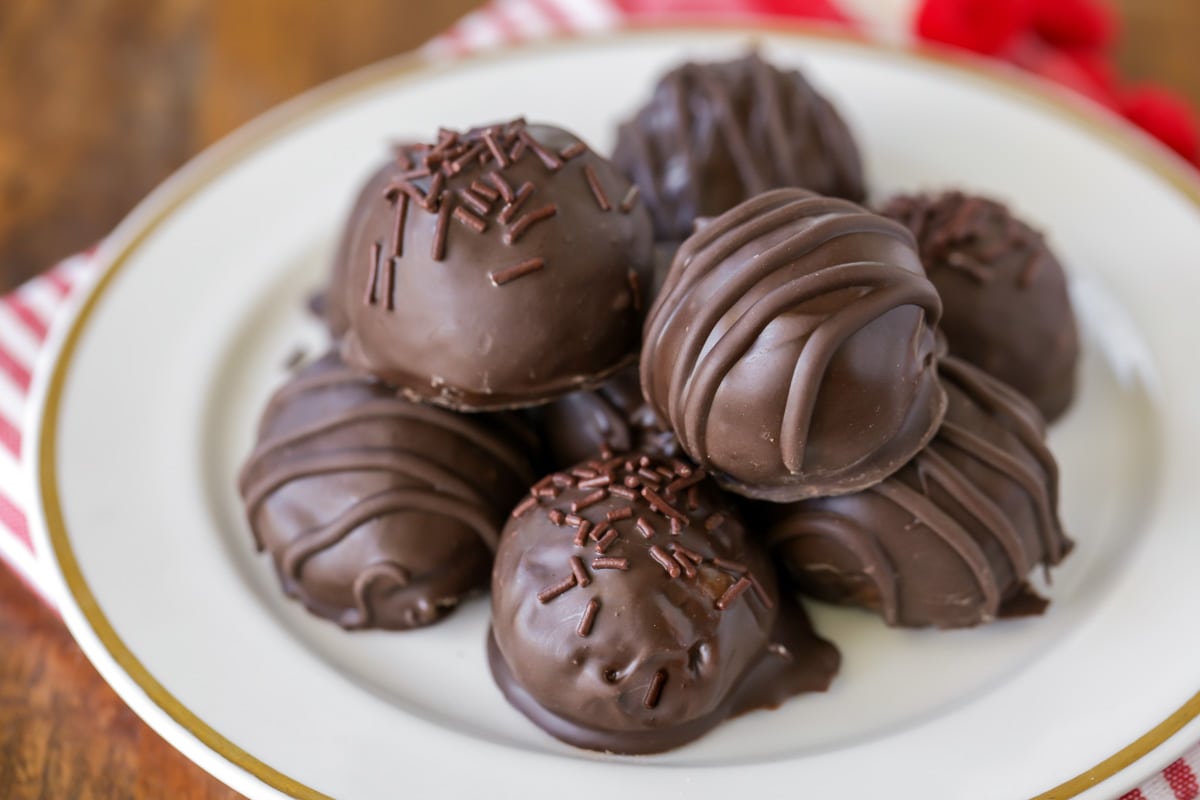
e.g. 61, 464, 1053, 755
1, 1, 1195, 797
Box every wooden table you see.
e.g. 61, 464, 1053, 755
0, 1, 1196, 797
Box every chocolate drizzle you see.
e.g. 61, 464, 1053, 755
765, 357, 1072, 629
880, 191, 1080, 422
489, 452, 839, 754
613, 52, 866, 242
642, 188, 947, 501
238, 352, 536, 631
332, 121, 656, 411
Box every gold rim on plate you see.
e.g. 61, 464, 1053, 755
35, 21, 1200, 800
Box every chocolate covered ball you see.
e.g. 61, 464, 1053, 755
539, 366, 678, 468
641, 188, 947, 502
880, 190, 1080, 421
239, 352, 537, 630
489, 454, 839, 754
336, 119, 655, 410
613, 52, 866, 243
764, 357, 1072, 629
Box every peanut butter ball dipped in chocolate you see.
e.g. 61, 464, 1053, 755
489, 453, 839, 754
539, 366, 678, 469
641, 188, 947, 502
881, 191, 1080, 422
337, 119, 654, 411
764, 357, 1072, 629
239, 352, 537, 630
613, 52, 866, 243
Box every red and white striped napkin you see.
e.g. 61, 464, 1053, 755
2, 1, 1195, 797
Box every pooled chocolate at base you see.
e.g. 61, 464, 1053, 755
487, 588, 837, 754
489, 452, 839, 754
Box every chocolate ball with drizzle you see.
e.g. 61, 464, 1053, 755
613, 52, 866, 243
489, 452, 840, 754
641, 188, 947, 502
764, 357, 1072, 629
336, 119, 655, 411
880, 190, 1080, 422
238, 351, 537, 630
538, 366, 679, 469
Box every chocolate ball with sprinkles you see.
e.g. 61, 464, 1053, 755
489, 451, 840, 754
336, 119, 655, 411
641, 188, 947, 502
880, 190, 1080, 422
763, 357, 1072, 629
238, 351, 537, 630
613, 52, 866, 244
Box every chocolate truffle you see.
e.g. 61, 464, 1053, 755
880, 190, 1080, 421
613, 52, 866, 243
239, 352, 537, 630
641, 188, 947, 502
764, 357, 1072, 629
539, 366, 678, 468
335, 119, 655, 411
489, 454, 839, 754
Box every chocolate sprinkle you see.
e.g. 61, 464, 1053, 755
454, 206, 488, 233
591, 557, 629, 570
572, 489, 609, 513
576, 597, 600, 637
635, 517, 655, 538
595, 528, 619, 554
504, 204, 558, 245
649, 545, 681, 578
432, 196, 453, 260
606, 507, 633, 522
559, 141, 587, 160
584, 164, 612, 211
512, 495, 538, 519
570, 555, 591, 587
489, 258, 545, 287
537, 574, 578, 604
643, 670, 666, 709
716, 576, 752, 610
619, 184, 640, 214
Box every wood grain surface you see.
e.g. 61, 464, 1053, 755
0, 1, 1196, 798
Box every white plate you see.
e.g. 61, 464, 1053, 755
29, 25, 1200, 800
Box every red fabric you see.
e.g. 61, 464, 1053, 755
610, 0, 849, 23
1119, 790, 1148, 800
915, 0, 1034, 56
1031, 0, 1116, 49
1122, 85, 1200, 164
0, 490, 30, 550
1003, 36, 1118, 109
1165, 757, 1200, 800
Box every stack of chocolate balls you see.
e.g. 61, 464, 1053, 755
240, 53, 1078, 755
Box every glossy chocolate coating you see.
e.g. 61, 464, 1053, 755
336, 120, 655, 411
880, 191, 1080, 421
489, 454, 839, 754
539, 366, 678, 468
238, 352, 537, 630
765, 357, 1072, 629
641, 188, 947, 502
613, 52, 866, 243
